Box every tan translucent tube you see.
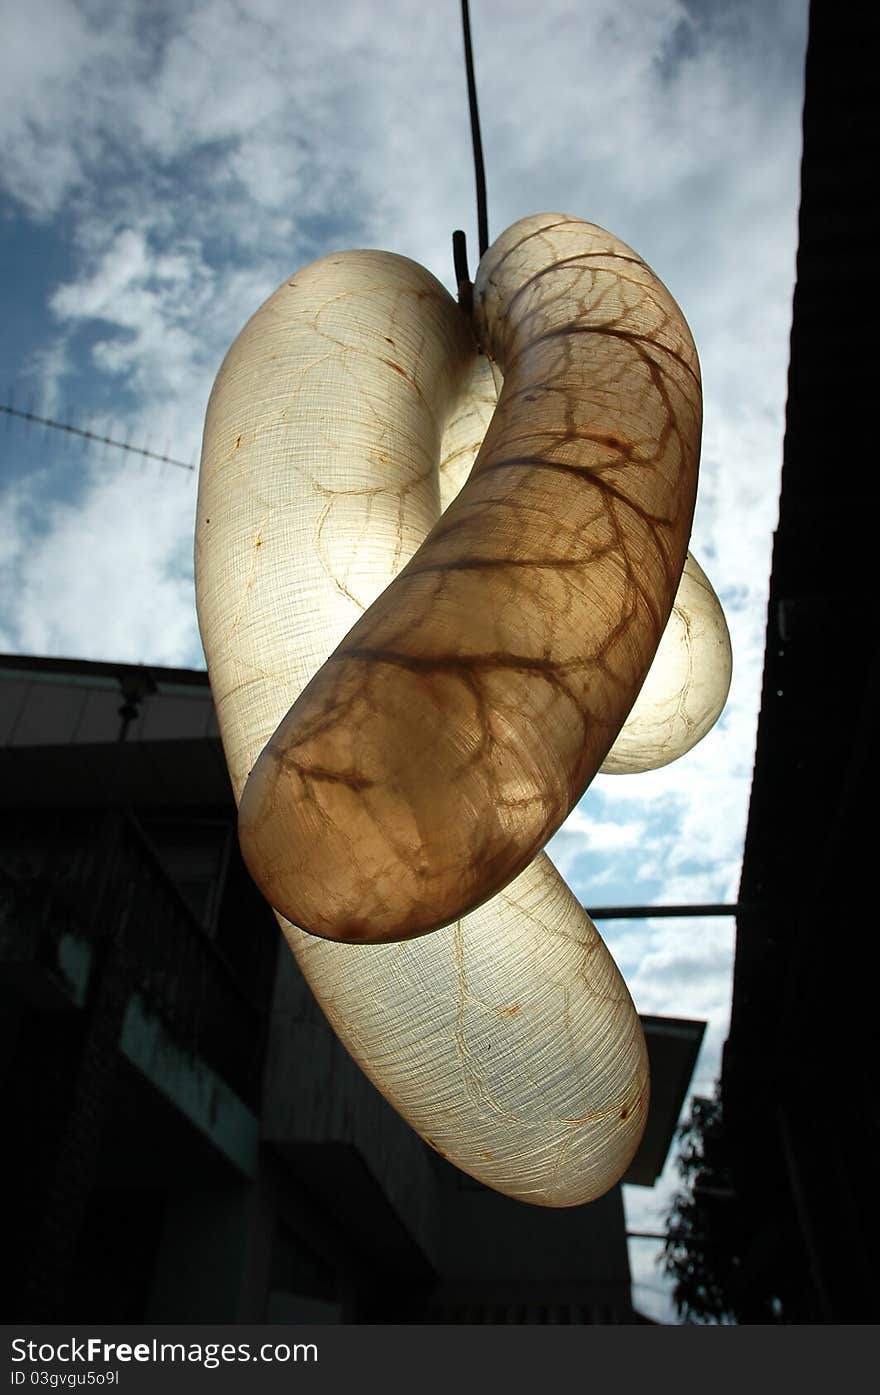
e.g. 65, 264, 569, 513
236, 215, 704, 943
439, 359, 732, 779
195, 214, 726, 1204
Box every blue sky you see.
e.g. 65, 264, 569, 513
0, 0, 809, 1320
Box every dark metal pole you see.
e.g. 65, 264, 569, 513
587, 903, 759, 921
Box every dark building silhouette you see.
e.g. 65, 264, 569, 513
722, 0, 879, 1323
0, 654, 702, 1324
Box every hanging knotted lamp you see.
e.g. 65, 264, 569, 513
194, 210, 731, 1206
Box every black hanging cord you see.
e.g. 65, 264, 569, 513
460, 0, 489, 258
453, 0, 488, 309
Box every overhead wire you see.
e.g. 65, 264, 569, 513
0, 402, 194, 472
6, 8, 491, 466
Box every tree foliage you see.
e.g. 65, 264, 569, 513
661, 1085, 742, 1323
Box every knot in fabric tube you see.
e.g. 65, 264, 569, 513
234, 216, 707, 945
195, 214, 731, 1205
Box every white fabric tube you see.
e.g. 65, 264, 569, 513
601, 551, 732, 773
195, 215, 727, 1204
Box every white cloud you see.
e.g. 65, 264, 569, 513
548, 805, 649, 884
0, 0, 140, 218
1, 455, 200, 664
